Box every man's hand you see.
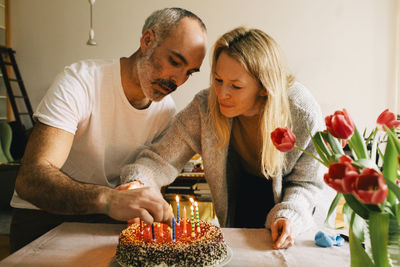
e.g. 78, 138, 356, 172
271, 218, 296, 249
104, 186, 173, 226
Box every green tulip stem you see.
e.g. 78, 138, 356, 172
294, 145, 328, 167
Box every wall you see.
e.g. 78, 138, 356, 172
9, 0, 399, 130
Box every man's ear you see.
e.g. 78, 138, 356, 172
140, 29, 155, 53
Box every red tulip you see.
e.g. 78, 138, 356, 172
324, 155, 359, 193
376, 109, 400, 130
271, 127, 296, 152
325, 109, 355, 139
352, 168, 388, 204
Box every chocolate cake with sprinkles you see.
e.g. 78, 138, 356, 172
115, 220, 228, 266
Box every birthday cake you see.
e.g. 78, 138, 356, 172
115, 220, 228, 267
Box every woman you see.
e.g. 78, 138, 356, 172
121, 27, 325, 249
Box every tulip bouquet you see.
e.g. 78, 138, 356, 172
271, 109, 400, 267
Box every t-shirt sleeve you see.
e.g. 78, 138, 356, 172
34, 67, 91, 134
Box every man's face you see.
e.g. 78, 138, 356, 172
137, 18, 207, 102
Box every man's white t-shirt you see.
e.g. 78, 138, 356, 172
11, 59, 176, 209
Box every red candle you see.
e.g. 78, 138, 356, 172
183, 206, 187, 234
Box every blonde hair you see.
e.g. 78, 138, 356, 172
208, 27, 294, 178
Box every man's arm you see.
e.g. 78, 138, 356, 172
15, 122, 172, 224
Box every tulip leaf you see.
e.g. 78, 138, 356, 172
343, 194, 370, 220
324, 192, 342, 228
342, 202, 351, 228
369, 128, 379, 164
385, 127, 400, 154
349, 212, 374, 267
368, 211, 390, 267
322, 131, 345, 155
348, 127, 368, 160
384, 177, 400, 203
311, 131, 331, 165
382, 135, 398, 204
344, 206, 365, 242
352, 158, 379, 171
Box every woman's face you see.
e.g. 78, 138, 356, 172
214, 51, 265, 118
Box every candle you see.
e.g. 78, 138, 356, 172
189, 197, 194, 206
139, 219, 143, 233
151, 223, 155, 242
159, 222, 163, 237
168, 226, 172, 242
183, 206, 187, 234
194, 202, 200, 233
172, 217, 176, 242
175, 195, 180, 225
190, 205, 195, 238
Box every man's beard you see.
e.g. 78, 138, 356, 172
137, 50, 177, 102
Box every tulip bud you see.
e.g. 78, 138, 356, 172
376, 109, 400, 130
323, 155, 359, 193
270, 127, 296, 152
325, 109, 355, 139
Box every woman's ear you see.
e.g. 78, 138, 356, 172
140, 29, 155, 53
259, 88, 268, 96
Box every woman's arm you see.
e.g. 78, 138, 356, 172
120, 90, 207, 189
266, 84, 326, 235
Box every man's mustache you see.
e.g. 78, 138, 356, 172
152, 79, 177, 93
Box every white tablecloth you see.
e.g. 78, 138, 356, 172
0, 222, 350, 267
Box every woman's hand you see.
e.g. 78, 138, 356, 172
271, 218, 296, 249
115, 180, 144, 190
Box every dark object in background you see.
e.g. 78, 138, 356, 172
0, 163, 20, 210
8, 121, 28, 161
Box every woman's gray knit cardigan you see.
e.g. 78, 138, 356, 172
121, 82, 325, 233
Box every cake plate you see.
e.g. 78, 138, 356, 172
111, 245, 233, 267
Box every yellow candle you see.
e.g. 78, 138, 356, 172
190, 205, 195, 238
194, 202, 200, 233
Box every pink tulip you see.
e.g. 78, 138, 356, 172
376, 109, 400, 130
324, 155, 359, 193
352, 168, 388, 204
271, 127, 296, 152
325, 109, 355, 139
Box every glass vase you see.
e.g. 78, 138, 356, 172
388, 217, 400, 267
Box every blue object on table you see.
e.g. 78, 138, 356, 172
315, 231, 345, 247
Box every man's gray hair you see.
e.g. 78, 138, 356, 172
142, 8, 206, 42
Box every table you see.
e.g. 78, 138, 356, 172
0, 222, 350, 267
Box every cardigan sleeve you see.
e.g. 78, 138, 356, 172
265, 83, 326, 234
120, 90, 207, 189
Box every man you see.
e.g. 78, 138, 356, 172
10, 7, 207, 252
